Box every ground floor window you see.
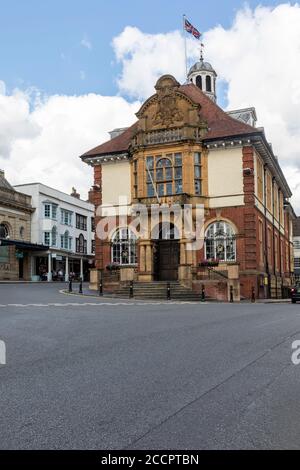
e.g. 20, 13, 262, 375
111, 228, 137, 265
205, 221, 236, 262
0, 223, 9, 238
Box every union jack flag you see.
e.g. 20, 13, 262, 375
184, 18, 201, 40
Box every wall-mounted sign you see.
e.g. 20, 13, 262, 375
15, 250, 24, 259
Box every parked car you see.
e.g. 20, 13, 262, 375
291, 284, 300, 304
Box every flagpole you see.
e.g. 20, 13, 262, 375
182, 14, 188, 81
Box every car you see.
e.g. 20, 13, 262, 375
291, 285, 300, 304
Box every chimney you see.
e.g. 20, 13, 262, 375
71, 187, 80, 199
0, 169, 4, 178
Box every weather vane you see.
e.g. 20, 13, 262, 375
200, 42, 205, 61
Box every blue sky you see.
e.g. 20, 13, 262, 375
0, 0, 284, 98
1, 1, 300, 211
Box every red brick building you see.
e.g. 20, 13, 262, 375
81, 59, 295, 300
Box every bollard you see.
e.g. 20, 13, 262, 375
230, 285, 234, 303
167, 282, 171, 300
99, 279, 103, 297
79, 277, 83, 294
129, 280, 134, 298
201, 284, 205, 302
251, 286, 255, 303
68, 277, 72, 293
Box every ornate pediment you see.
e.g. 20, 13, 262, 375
136, 75, 202, 131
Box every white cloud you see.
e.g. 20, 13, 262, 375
0, 80, 6, 95
112, 6, 300, 213
80, 36, 92, 50
202, 3, 300, 212
112, 26, 198, 100
1, 4, 300, 212
0, 88, 139, 198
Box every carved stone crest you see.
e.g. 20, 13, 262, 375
153, 75, 184, 127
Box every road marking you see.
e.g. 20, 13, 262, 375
0, 301, 207, 308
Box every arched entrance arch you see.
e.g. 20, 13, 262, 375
152, 222, 180, 281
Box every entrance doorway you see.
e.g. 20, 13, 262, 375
18, 258, 24, 279
153, 223, 180, 281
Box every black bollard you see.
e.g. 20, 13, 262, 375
68, 277, 72, 293
99, 279, 103, 297
230, 285, 234, 303
251, 286, 255, 303
201, 284, 205, 302
167, 282, 171, 300
79, 277, 83, 294
129, 280, 134, 298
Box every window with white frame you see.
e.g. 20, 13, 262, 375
44, 227, 58, 247
111, 228, 137, 265
61, 209, 72, 226
44, 202, 58, 220
294, 240, 300, 250
60, 230, 72, 250
205, 221, 236, 262
44, 231, 50, 246
295, 258, 300, 268
51, 226, 57, 247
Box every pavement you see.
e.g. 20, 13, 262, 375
0, 282, 300, 450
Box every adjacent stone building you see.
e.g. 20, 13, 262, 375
80, 57, 295, 300
0, 170, 40, 280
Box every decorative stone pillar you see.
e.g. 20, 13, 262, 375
178, 239, 193, 285
139, 243, 146, 273
145, 243, 152, 272
138, 240, 153, 282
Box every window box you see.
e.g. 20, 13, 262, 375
199, 259, 219, 267
106, 263, 121, 272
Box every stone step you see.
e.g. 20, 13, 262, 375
111, 281, 208, 301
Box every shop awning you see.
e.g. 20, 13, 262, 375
0, 238, 49, 251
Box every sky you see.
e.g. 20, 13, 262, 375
0, 0, 299, 212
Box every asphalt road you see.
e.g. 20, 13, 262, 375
0, 283, 300, 450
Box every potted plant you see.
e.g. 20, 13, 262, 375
106, 263, 120, 272
199, 258, 219, 268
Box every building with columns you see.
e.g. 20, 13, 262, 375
0, 170, 49, 281
14, 183, 95, 281
80, 57, 295, 300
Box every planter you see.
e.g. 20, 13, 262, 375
199, 260, 219, 268
106, 264, 120, 272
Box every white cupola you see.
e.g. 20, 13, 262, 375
187, 49, 217, 102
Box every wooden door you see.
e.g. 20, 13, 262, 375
157, 240, 179, 281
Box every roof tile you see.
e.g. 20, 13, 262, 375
80, 83, 258, 158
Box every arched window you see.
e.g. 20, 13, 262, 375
19, 226, 25, 239
156, 158, 172, 181
0, 223, 9, 239
111, 228, 137, 265
205, 221, 236, 262
51, 226, 57, 247
196, 75, 202, 90
206, 75, 212, 92
76, 233, 87, 254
